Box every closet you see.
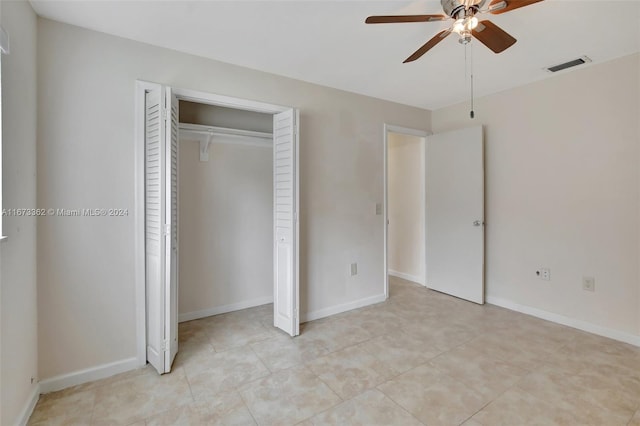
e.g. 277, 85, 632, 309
140, 82, 300, 375
178, 102, 275, 322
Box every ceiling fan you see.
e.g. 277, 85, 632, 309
365, 0, 543, 63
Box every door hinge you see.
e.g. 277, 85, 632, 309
294, 211, 298, 222
161, 339, 169, 352
162, 107, 168, 121
163, 224, 171, 236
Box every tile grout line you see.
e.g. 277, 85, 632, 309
374, 387, 428, 425
236, 389, 260, 426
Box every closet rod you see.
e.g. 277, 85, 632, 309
178, 122, 272, 140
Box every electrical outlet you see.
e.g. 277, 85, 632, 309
541, 268, 550, 281
583, 276, 595, 292
350, 263, 358, 276
536, 268, 550, 281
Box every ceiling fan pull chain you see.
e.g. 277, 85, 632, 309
470, 41, 475, 119
464, 41, 475, 119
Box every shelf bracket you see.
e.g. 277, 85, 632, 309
199, 132, 212, 162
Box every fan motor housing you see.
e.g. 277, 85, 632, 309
441, 0, 486, 18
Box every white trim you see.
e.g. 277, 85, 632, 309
419, 137, 427, 288
383, 126, 389, 300
385, 125, 430, 138
388, 269, 425, 286
172, 87, 289, 114
301, 294, 386, 323
39, 357, 140, 394
294, 108, 301, 336
486, 296, 640, 347
383, 124, 430, 299
0, 25, 9, 54
16, 385, 39, 426
179, 297, 274, 323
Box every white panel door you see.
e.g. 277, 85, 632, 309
273, 109, 300, 336
426, 126, 484, 304
144, 85, 166, 374
164, 88, 179, 370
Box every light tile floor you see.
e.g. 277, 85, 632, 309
29, 277, 640, 425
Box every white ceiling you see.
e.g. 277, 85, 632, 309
30, 0, 640, 110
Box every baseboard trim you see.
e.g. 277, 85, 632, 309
178, 297, 274, 323
388, 270, 425, 286
486, 296, 640, 347
301, 293, 387, 323
16, 384, 40, 426
39, 357, 140, 394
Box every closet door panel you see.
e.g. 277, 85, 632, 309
145, 85, 166, 375
164, 88, 179, 371
273, 109, 299, 337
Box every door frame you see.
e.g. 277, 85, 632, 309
135, 81, 294, 366
383, 124, 430, 299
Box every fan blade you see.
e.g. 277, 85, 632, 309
365, 15, 448, 24
488, 0, 543, 15
403, 30, 452, 63
472, 20, 516, 53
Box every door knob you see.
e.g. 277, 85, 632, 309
473, 220, 483, 227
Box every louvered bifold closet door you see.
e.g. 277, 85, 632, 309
165, 88, 179, 370
145, 86, 167, 375
273, 109, 300, 337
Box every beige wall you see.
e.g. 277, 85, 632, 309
387, 133, 425, 284
36, 18, 430, 380
432, 54, 640, 339
180, 101, 273, 133
1, 1, 39, 424
178, 137, 273, 318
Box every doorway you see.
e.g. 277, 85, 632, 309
383, 124, 485, 304
383, 125, 428, 298
135, 83, 300, 374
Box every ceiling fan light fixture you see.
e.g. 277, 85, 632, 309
453, 16, 479, 34
365, 0, 542, 62
453, 19, 464, 33
453, 15, 478, 43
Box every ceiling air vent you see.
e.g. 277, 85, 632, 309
546, 56, 592, 73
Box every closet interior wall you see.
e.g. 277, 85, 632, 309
177, 102, 275, 321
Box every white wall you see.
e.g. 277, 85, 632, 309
36, 18, 430, 381
387, 133, 425, 284
180, 101, 273, 133
1, 1, 39, 424
432, 53, 640, 341
179, 136, 273, 319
